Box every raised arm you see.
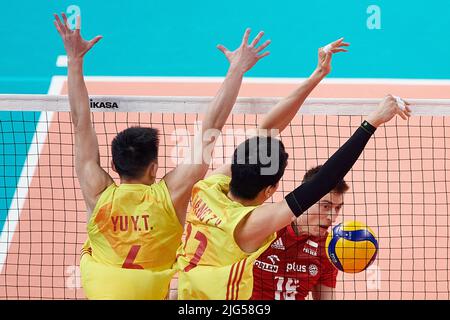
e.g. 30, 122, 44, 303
54, 14, 113, 219
203, 29, 270, 134
258, 38, 349, 134
163, 29, 271, 224
212, 38, 349, 177
235, 95, 412, 253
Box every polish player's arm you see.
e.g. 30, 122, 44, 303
209, 39, 350, 178
164, 29, 271, 225
235, 95, 411, 253
257, 38, 349, 136
54, 13, 113, 219
311, 285, 335, 300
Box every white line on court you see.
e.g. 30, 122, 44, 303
0, 76, 62, 272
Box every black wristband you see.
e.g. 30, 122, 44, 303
285, 193, 304, 217
360, 120, 377, 135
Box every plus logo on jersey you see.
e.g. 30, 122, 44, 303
303, 239, 319, 256
286, 262, 307, 273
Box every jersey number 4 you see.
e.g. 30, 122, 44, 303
122, 245, 144, 269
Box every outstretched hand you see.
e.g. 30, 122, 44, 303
53, 13, 102, 60
367, 94, 412, 128
217, 28, 271, 74
317, 37, 350, 75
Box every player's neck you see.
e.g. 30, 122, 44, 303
291, 222, 300, 235
291, 222, 309, 237
227, 192, 261, 207
120, 176, 156, 185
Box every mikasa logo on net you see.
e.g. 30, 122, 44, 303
90, 99, 119, 109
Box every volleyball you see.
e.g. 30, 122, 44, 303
326, 221, 378, 273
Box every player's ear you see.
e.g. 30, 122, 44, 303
264, 182, 279, 198
149, 161, 158, 178
111, 160, 117, 173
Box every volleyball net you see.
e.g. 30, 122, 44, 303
0, 95, 449, 299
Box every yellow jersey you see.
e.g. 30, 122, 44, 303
80, 180, 183, 299
176, 174, 276, 300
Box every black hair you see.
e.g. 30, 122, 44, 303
111, 127, 159, 179
230, 136, 289, 200
302, 165, 349, 193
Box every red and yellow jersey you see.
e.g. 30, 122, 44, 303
176, 174, 276, 300
80, 180, 183, 299
251, 225, 338, 300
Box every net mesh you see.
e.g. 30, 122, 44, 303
0, 96, 449, 299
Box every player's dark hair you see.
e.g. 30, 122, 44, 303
111, 126, 159, 179
230, 136, 289, 200
302, 165, 349, 193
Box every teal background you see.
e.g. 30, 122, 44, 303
0, 0, 449, 231
1, 0, 450, 94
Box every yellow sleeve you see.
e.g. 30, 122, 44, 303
195, 174, 231, 193
87, 183, 117, 234
203, 173, 231, 186
152, 179, 181, 227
